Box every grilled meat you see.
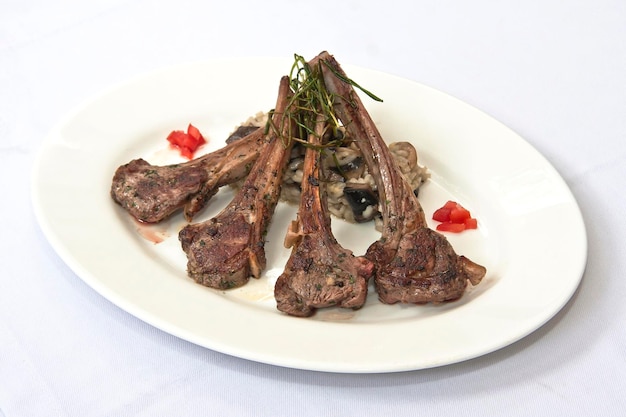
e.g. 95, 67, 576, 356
316, 51, 486, 303
178, 77, 294, 289
275, 115, 374, 317
111, 50, 486, 311
110, 126, 266, 223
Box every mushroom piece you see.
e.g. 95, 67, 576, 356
343, 183, 379, 223
226, 125, 260, 144
388, 141, 418, 169
388, 141, 427, 197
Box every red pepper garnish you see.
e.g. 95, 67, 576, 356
167, 123, 207, 159
432, 200, 478, 233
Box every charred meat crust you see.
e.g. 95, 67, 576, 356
110, 159, 209, 223
178, 77, 294, 289
375, 227, 486, 304
275, 115, 374, 317
316, 51, 486, 304
110, 126, 267, 223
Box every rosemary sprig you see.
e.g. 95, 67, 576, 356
268, 53, 382, 151
320, 59, 384, 103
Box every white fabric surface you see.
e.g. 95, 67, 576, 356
2, 0, 625, 415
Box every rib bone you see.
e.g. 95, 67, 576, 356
178, 77, 294, 289
275, 114, 374, 317
110, 125, 266, 223
317, 52, 486, 304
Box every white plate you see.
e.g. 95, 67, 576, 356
32, 57, 587, 373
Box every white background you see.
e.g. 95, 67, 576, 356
1, 0, 625, 416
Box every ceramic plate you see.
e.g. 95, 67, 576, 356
32, 57, 587, 373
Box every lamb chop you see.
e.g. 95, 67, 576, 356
275, 114, 375, 317
316, 51, 486, 303
178, 77, 294, 289
110, 126, 267, 223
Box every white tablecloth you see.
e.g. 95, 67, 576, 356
2, 1, 625, 416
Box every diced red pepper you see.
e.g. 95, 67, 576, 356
464, 217, 478, 229
436, 222, 466, 233
432, 200, 478, 233
187, 123, 203, 141
179, 146, 194, 159
166, 130, 187, 145
166, 123, 207, 159
449, 206, 471, 223
443, 200, 457, 209
432, 207, 452, 223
